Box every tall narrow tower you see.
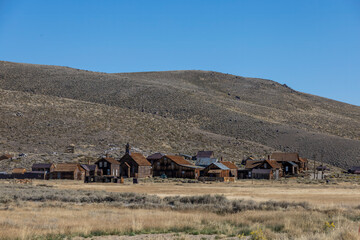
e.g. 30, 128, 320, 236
126, 143, 130, 155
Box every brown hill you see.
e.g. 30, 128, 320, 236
0, 61, 359, 169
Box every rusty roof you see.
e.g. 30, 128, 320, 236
131, 153, 151, 166
165, 155, 193, 165
271, 152, 299, 162
245, 160, 263, 169
299, 157, 308, 163
12, 168, 26, 174
53, 163, 82, 172
265, 160, 282, 169
220, 161, 238, 169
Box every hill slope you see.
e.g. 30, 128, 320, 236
0, 61, 359, 169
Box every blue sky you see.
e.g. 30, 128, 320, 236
0, 0, 359, 106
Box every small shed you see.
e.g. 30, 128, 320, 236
119, 152, 152, 178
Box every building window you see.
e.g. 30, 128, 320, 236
107, 169, 110, 175
264, 163, 267, 168
104, 162, 107, 167
113, 169, 115, 175
116, 169, 118, 176
99, 162, 102, 167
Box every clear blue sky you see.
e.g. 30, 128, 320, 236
1, 0, 359, 106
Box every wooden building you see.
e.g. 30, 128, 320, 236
152, 155, 202, 179
119, 152, 152, 178
195, 151, 218, 167
50, 163, 85, 180
220, 161, 238, 178
203, 162, 230, 178
245, 159, 282, 180
32, 163, 55, 173
299, 157, 309, 171
270, 152, 305, 173
95, 156, 120, 177
80, 164, 99, 177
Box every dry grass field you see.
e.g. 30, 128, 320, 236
0, 179, 359, 240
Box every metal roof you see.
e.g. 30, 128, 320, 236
220, 161, 238, 169
195, 157, 218, 167
211, 162, 230, 170
179, 164, 204, 169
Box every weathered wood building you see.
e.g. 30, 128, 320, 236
95, 156, 120, 177
50, 163, 85, 180
220, 161, 238, 178
270, 152, 307, 173
245, 159, 282, 180
32, 163, 55, 173
153, 155, 202, 179
119, 152, 152, 178
203, 162, 230, 178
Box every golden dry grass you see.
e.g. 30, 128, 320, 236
1, 179, 360, 240
46, 179, 360, 207
0, 202, 359, 240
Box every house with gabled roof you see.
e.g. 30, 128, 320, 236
203, 162, 230, 178
270, 152, 305, 174
152, 155, 202, 179
220, 161, 238, 178
119, 152, 152, 178
95, 155, 120, 177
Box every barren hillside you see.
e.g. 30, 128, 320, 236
0, 61, 359, 169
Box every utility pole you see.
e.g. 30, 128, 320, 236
313, 154, 317, 180
320, 150, 324, 180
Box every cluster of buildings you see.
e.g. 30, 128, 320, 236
1, 144, 358, 182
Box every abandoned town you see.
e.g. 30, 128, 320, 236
1, 1, 360, 240
0, 61, 359, 240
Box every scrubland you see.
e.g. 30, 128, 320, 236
0, 180, 359, 240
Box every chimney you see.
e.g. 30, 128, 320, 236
88, 159, 90, 165
220, 156, 223, 162
126, 143, 130, 155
